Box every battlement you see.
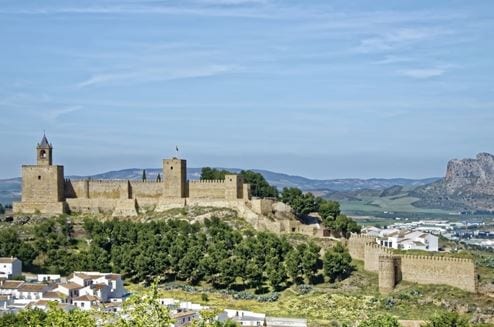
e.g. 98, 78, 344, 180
189, 180, 226, 184
400, 254, 473, 263
348, 234, 478, 294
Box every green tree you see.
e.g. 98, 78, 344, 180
323, 243, 354, 282
44, 302, 95, 327
301, 242, 321, 284
359, 314, 400, 327
114, 280, 172, 327
280, 188, 321, 216
142, 169, 147, 181
326, 215, 361, 237
319, 200, 341, 224
421, 312, 470, 327
0, 203, 4, 214
200, 167, 230, 180
239, 170, 278, 198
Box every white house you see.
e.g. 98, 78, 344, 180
16, 283, 51, 301
37, 274, 61, 283
378, 230, 439, 252
0, 257, 22, 279
218, 309, 266, 326
172, 310, 199, 327
73, 295, 100, 310
0, 280, 24, 296
69, 272, 127, 301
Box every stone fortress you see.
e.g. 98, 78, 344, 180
13, 135, 312, 235
13, 135, 480, 295
348, 234, 478, 294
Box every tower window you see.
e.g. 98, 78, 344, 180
170, 166, 174, 170
40, 150, 46, 158
38, 176, 41, 180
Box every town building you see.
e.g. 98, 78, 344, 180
0, 257, 22, 279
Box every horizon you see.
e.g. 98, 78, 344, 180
1, 1, 493, 179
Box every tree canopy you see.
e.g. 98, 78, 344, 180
358, 314, 400, 327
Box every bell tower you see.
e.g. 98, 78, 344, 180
37, 134, 53, 166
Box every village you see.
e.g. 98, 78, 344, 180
0, 257, 307, 327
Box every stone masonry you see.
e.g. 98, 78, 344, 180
13, 135, 274, 218
348, 234, 478, 294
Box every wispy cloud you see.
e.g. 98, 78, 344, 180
398, 68, 446, 79
77, 65, 239, 88
356, 28, 450, 53
46, 106, 84, 122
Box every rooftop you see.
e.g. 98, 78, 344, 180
0, 257, 18, 264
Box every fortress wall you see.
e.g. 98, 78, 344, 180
348, 234, 375, 261
87, 180, 126, 199
364, 243, 393, 272
251, 199, 274, 215
66, 198, 119, 214
13, 201, 66, 215
188, 180, 227, 199
129, 181, 163, 199
400, 255, 477, 292
65, 180, 88, 198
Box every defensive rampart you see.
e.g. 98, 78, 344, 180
348, 235, 478, 293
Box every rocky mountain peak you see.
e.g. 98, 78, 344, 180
445, 152, 494, 195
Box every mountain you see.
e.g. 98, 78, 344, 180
0, 167, 439, 205
412, 153, 494, 211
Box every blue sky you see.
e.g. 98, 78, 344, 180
1, 0, 493, 179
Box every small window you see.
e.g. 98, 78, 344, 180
170, 166, 174, 170
38, 176, 41, 180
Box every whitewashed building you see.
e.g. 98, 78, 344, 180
378, 230, 439, 252
0, 257, 22, 279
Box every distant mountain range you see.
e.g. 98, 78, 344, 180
0, 167, 439, 206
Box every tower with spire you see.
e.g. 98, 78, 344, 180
13, 133, 67, 215
37, 133, 53, 166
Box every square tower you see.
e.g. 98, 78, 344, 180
163, 158, 186, 198
13, 134, 66, 215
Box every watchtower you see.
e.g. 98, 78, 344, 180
378, 255, 401, 294
13, 134, 66, 214
163, 158, 186, 198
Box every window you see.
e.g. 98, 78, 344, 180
40, 150, 46, 158
81, 302, 85, 307
38, 176, 41, 180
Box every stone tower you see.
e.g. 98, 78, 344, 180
163, 158, 186, 198
13, 134, 66, 214
378, 255, 401, 294
37, 134, 53, 166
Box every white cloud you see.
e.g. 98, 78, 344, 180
46, 106, 84, 121
398, 68, 445, 79
77, 65, 238, 88
356, 28, 451, 53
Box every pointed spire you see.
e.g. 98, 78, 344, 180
39, 132, 50, 148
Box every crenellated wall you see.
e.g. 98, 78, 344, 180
188, 180, 227, 199
400, 254, 477, 292
348, 235, 478, 293
348, 234, 375, 261
14, 140, 252, 217
129, 181, 163, 199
